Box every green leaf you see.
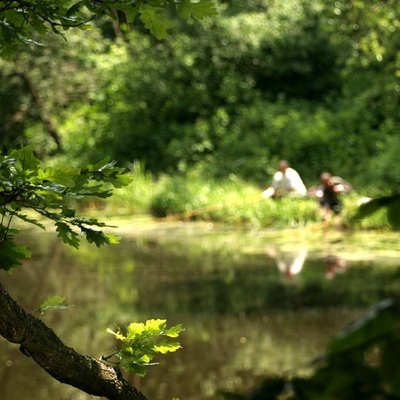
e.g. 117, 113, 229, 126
105, 319, 184, 376
353, 197, 389, 221
15, 213, 46, 230
105, 234, 121, 244
139, 4, 175, 39
152, 340, 182, 354
36, 295, 73, 314
81, 227, 113, 247
60, 207, 76, 218
353, 193, 400, 229
110, 172, 133, 188
30, 15, 49, 36
0, 239, 31, 273
124, 363, 147, 376
106, 328, 126, 341
176, 0, 218, 20
89, 157, 111, 170
145, 318, 166, 333
328, 299, 399, 355
126, 322, 146, 339
165, 324, 185, 338
11, 146, 39, 174
353, 194, 398, 220
72, 217, 110, 228
386, 195, 400, 228
55, 221, 80, 248
138, 354, 152, 363
37, 166, 78, 187
124, 7, 138, 23
66, 1, 84, 17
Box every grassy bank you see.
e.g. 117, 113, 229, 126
80, 166, 391, 230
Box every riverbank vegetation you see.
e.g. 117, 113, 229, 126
80, 165, 390, 230
2, 0, 399, 230
1, 2, 399, 188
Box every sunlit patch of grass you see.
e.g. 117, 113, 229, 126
149, 174, 320, 228
342, 194, 390, 230
79, 170, 393, 230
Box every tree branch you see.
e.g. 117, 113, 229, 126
0, 280, 147, 400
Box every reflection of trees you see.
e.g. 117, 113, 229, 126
128, 240, 400, 314
2, 232, 400, 400
6, 235, 400, 319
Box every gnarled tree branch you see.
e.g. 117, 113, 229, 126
0, 280, 147, 400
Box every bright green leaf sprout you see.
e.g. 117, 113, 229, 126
105, 319, 185, 376
36, 295, 74, 315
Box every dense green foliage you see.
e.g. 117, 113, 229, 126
1, 0, 400, 194
0, 0, 217, 57
0, 146, 131, 271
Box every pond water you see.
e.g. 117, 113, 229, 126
0, 218, 399, 400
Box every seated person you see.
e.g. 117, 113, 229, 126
262, 160, 307, 199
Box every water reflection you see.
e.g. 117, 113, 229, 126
324, 254, 347, 280
265, 246, 308, 279
265, 245, 348, 281
0, 226, 398, 400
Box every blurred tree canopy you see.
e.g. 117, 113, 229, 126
1, 0, 400, 192
0, 0, 217, 55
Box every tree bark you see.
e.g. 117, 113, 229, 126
0, 280, 147, 400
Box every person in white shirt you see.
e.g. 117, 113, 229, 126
261, 160, 307, 199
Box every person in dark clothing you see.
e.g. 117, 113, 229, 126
317, 172, 352, 224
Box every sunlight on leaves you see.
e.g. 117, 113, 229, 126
37, 167, 77, 187
106, 319, 185, 376
177, 0, 218, 20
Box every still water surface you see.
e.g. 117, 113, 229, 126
0, 220, 399, 400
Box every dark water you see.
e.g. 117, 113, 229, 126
0, 221, 399, 400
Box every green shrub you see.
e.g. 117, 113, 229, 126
149, 173, 320, 228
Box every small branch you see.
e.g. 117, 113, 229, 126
0, 1, 19, 13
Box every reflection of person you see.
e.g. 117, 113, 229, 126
261, 160, 307, 199
265, 246, 308, 279
325, 254, 347, 280
316, 172, 352, 223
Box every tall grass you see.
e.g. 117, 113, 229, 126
149, 173, 320, 228
87, 167, 391, 230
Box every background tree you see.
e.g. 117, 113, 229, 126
2, 0, 395, 193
